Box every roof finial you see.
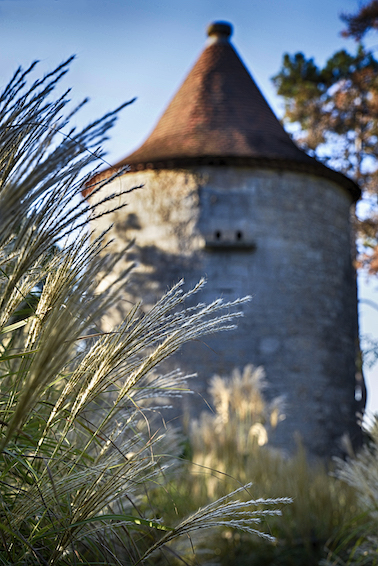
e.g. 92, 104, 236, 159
206, 21, 233, 43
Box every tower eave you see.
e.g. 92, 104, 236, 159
83, 155, 361, 203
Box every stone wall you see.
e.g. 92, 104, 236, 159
88, 165, 361, 457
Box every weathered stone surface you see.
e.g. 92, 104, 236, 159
88, 165, 362, 458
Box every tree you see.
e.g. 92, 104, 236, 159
341, 0, 378, 40
272, 43, 378, 272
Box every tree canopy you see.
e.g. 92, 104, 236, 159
273, 15, 378, 272
341, 0, 378, 40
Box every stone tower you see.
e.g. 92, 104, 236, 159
85, 22, 362, 457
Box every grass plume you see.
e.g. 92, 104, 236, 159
0, 61, 289, 564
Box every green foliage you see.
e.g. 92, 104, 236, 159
322, 417, 378, 566
272, 45, 378, 169
273, 34, 378, 271
0, 61, 289, 564
341, 1, 378, 40
143, 366, 361, 566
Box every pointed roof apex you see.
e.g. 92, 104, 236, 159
90, 22, 359, 201
206, 21, 233, 42
116, 24, 307, 168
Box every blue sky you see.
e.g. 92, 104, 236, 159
2, 0, 378, 414
0, 0, 361, 161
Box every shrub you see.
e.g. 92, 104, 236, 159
322, 417, 378, 566
145, 366, 361, 566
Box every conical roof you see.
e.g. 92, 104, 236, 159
88, 22, 359, 201
124, 22, 309, 165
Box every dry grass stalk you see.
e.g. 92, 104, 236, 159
0, 61, 290, 565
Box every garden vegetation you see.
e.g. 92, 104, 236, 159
0, 59, 292, 565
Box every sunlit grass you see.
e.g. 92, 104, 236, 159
144, 366, 363, 566
0, 61, 290, 565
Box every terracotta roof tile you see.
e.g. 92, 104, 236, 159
87, 22, 360, 201
120, 23, 304, 164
